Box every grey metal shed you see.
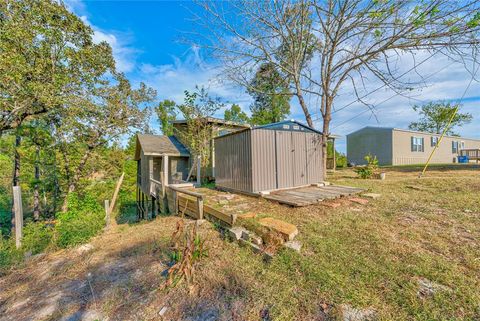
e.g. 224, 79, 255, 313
214, 120, 324, 194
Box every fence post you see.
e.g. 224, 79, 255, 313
197, 197, 204, 220
108, 172, 124, 216
172, 189, 178, 215
13, 186, 23, 249
104, 199, 110, 229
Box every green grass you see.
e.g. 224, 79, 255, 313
206, 167, 480, 320
2, 167, 478, 320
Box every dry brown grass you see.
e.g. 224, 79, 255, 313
0, 165, 479, 320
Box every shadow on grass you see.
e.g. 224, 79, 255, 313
0, 237, 173, 321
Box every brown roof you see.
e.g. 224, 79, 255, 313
170, 117, 250, 128
134, 134, 190, 160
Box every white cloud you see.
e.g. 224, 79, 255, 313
135, 46, 253, 115
64, 1, 139, 73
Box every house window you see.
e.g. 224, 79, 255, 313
431, 136, 439, 147
460, 141, 465, 150
452, 141, 459, 153
411, 136, 424, 152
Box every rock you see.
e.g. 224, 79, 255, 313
159, 306, 168, 316
339, 304, 376, 321
464, 209, 473, 213
362, 193, 381, 199
284, 240, 302, 253
258, 217, 298, 241
349, 198, 369, 205
262, 250, 274, 262
238, 239, 262, 254
417, 277, 452, 299
76, 243, 94, 255
228, 227, 248, 241
250, 234, 263, 246
241, 230, 250, 241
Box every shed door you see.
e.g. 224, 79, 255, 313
305, 133, 323, 183
275, 131, 294, 189
292, 132, 308, 187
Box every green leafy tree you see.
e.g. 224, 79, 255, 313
0, 0, 114, 133
224, 104, 249, 124
155, 100, 177, 136
58, 73, 155, 211
408, 101, 473, 136
248, 63, 291, 125
175, 87, 223, 179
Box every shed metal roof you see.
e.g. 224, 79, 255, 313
134, 134, 190, 160
214, 120, 340, 139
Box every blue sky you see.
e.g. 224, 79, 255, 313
66, 1, 480, 153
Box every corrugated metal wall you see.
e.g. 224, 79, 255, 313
305, 132, 323, 184
215, 128, 324, 194
273, 130, 293, 189
292, 132, 308, 187
252, 129, 277, 191
214, 130, 253, 192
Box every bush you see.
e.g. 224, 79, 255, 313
55, 193, 104, 248
336, 153, 348, 168
22, 222, 54, 255
0, 237, 23, 274
354, 154, 379, 179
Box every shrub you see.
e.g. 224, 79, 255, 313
354, 154, 379, 179
336, 153, 348, 168
0, 237, 23, 274
22, 222, 54, 255
55, 193, 104, 248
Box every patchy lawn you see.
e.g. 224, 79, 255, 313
1, 166, 479, 320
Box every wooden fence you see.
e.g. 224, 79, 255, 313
166, 185, 237, 226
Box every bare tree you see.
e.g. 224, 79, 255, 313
193, 0, 480, 173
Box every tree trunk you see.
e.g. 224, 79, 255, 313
33, 144, 40, 221
294, 78, 313, 127
61, 148, 92, 212
11, 135, 21, 234
321, 96, 333, 177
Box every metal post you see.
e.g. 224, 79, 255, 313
13, 186, 23, 249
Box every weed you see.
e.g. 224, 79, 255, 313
163, 220, 208, 292
354, 154, 379, 179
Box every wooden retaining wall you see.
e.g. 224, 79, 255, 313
165, 186, 237, 226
